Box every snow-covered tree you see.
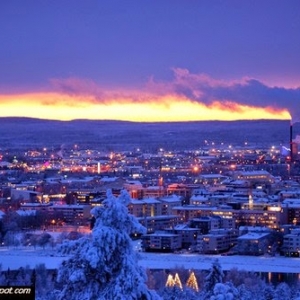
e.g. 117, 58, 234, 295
36, 232, 52, 249
261, 283, 275, 300
35, 264, 51, 297
0, 265, 7, 285
15, 266, 31, 286
57, 189, 160, 300
274, 282, 291, 300
160, 285, 183, 300
210, 282, 239, 300
225, 268, 248, 287
204, 259, 224, 297
236, 284, 253, 300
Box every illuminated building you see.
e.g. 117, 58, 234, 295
138, 215, 179, 233
236, 232, 270, 256
166, 224, 201, 249
282, 199, 300, 225
198, 174, 228, 185
141, 232, 182, 252
123, 180, 144, 199
144, 185, 165, 198
197, 228, 238, 254
233, 170, 275, 184
173, 204, 286, 230
282, 228, 300, 257
49, 204, 91, 225
128, 198, 161, 217
11, 189, 43, 203
166, 183, 197, 199
160, 195, 182, 215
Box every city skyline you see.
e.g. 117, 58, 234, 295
0, 1, 299, 122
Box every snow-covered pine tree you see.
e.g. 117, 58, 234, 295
203, 259, 224, 297
274, 282, 291, 300
0, 265, 7, 285
57, 189, 160, 300
210, 282, 239, 300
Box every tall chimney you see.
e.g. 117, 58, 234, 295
290, 122, 293, 162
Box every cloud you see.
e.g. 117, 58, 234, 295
147, 68, 299, 122
49, 77, 158, 105
49, 78, 105, 103
47, 69, 299, 122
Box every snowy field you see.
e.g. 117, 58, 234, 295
1, 246, 300, 274
137, 252, 300, 274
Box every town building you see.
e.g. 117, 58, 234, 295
281, 228, 300, 257
141, 232, 182, 252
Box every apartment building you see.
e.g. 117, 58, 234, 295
197, 229, 238, 254
236, 232, 270, 256
141, 232, 182, 252
138, 215, 179, 233
282, 228, 300, 257
128, 198, 162, 218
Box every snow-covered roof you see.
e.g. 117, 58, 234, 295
137, 215, 178, 221
160, 195, 181, 203
130, 199, 144, 205
174, 225, 199, 231
228, 180, 249, 186
200, 174, 227, 179
237, 232, 270, 240
219, 205, 232, 209
21, 202, 52, 207
239, 226, 271, 233
237, 170, 271, 176
52, 204, 90, 209
172, 205, 218, 211
143, 232, 180, 237
16, 209, 36, 216
100, 177, 118, 182
282, 198, 300, 207
130, 198, 160, 204
190, 195, 208, 201
174, 224, 188, 230
145, 186, 161, 191
142, 198, 161, 204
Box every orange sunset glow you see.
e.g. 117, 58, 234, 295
0, 92, 290, 122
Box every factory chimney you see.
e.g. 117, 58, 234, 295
290, 122, 293, 162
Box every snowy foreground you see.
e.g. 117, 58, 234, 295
1, 246, 300, 274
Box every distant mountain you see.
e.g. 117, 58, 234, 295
0, 117, 298, 151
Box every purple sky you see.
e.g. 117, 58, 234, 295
0, 1, 300, 120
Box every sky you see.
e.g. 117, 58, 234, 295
0, 0, 299, 122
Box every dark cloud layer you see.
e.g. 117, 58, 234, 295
49, 68, 299, 122
167, 69, 300, 122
